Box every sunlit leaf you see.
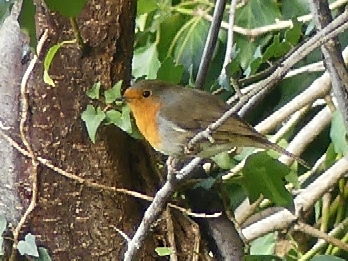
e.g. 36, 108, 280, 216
43, 40, 75, 86
137, 0, 157, 15
18, 233, 39, 257
155, 247, 174, 256
250, 233, 275, 255
81, 105, 106, 143
86, 82, 101, 100
104, 80, 122, 104
133, 42, 160, 79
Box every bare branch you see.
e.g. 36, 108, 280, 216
195, 0, 227, 89
309, 0, 348, 132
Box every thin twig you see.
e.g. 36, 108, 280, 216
299, 217, 348, 260
218, 0, 239, 95
9, 29, 49, 261
0, 127, 220, 223
296, 220, 348, 258
202, 0, 348, 37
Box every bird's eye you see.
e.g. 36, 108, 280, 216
142, 90, 151, 98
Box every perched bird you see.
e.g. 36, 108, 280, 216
122, 80, 308, 168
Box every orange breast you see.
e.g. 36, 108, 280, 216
128, 100, 161, 150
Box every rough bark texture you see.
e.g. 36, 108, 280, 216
0, 4, 26, 225
26, 0, 161, 259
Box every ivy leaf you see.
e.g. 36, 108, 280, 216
44, 0, 88, 17
105, 106, 131, 134
0, 0, 16, 26
43, 40, 75, 86
242, 152, 293, 207
86, 82, 101, 99
174, 18, 209, 75
156, 57, 183, 84
37, 247, 53, 261
81, 105, 106, 143
236, 0, 281, 28
330, 110, 348, 155
155, 247, 174, 256
250, 233, 275, 255
104, 80, 122, 104
212, 151, 235, 170
263, 34, 290, 61
137, 0, 157, 15
18, 233, 39, 257
284, 19, 303, 46
18, 0, 37, 49
132, 42, 160, 79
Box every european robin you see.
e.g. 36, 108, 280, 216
123, 80, 308, 167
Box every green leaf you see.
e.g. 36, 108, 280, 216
284, 19, 303, 46
325, 143, 339, 168
330, 110, 348, 155
310, 256, 346, 261
158, 14, 186, 61
43, 40, 75, 86
263, 34, 290, 61
242, 152, 293, 207
155, 247, 174, 256
244, 255, 283, 261
212, 151, 235, 169
236, 0, 281, 29
281, 0, 310, 19
86, 82, 101, 100
37, 247, 52, 261
18, 0, 37, 49
156, 57, 183, 84
106, 106, 131, 134
174, 18, 209, 75
132, 42, 160, 79
250, 233, 275, 255
137, 0, 157, 15
104, 81, 123, 104
285, 169, 300, 189
44, 0, 88, 17
81, 105, 106, 143
0, 0, 15, 27
17, 233, 39, 257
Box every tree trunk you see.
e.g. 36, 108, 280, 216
26, 0, 160, 259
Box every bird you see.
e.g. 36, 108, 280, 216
122, 79, 309, 168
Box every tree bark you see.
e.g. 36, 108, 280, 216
26, 0, 160, 259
